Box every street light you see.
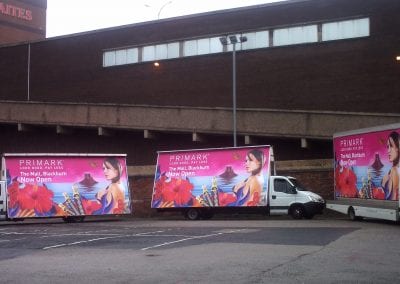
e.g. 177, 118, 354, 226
219, 35, 247, 147
145, 1, 173, 20
158, 1, 173, 19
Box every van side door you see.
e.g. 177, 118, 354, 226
269, 177, 297, 215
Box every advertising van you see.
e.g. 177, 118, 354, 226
327, 123, 400, 221
0, 153, 131, 222
151, 145, 325, 220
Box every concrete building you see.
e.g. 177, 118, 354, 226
0, 0, 399, 214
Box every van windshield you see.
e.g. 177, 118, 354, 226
288, 178, 308, 191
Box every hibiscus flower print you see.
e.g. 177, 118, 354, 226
18, 183, 54, 214
7, 180, 20, 209
335, 167, 358, 198
81, 198, 102, 215
153, 175, 195, 207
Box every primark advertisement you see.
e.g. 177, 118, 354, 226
3, 154, 131, 218
152, 146, 271, 208
334, 126, 400, 201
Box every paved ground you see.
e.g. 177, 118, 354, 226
0, 213, 399, 283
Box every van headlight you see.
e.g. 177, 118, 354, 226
309, 195, 324, 203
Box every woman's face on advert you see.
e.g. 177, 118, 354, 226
245, 153, 261, 174
387, 137, 399, 163
103, 161, 118, 181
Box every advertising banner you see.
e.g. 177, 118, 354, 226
3, 154, 131, 218
334, 126, 400, 201
151, 146, 271, 208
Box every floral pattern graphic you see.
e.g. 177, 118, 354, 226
5, 155, 131, 218
152, 175, 195, 207
152, 147, 270, 209
7, 180, 58, 217
335, 167, 358, 198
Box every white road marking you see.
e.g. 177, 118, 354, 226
141, 229, 246, 251
1, 228, 247, 251
42, 230, 165, 250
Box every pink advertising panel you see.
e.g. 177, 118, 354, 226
334, 126, 400, 201
151, 146, 271, 208
3, 154, 131, 218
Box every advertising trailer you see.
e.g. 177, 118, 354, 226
327, 123, 400, 221
0, 154, 131, 222
151, 145, 324, 220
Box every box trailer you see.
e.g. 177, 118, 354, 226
327, 123, 400, 221
151, 145, 325, 220
0, 153, 131, 222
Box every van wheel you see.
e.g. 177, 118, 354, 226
348, 207, 361, 221
291, 205, 304, 219
186, 209, 200, 220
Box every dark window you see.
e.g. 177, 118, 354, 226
274, 179, 293, 193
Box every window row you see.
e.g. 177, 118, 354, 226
103, 17, 369, 67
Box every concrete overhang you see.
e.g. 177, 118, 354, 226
0, 101, 399, 140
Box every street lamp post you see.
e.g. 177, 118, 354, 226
144, 1, 173, 20
219, 35, 247, 147
157, 1, 172, 19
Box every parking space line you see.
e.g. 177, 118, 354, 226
141, 229, 246, 251
40, 233, 122, 238
42, 230, 165, 250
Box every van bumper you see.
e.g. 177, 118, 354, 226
304, 201, 325, 215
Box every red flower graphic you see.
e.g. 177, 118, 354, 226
7, 181, 20, 208
372, 187, 385, 200
17, 183, 54, 213
335, 167, 358, 198
155, 176, 194, 206
247, 191, 261, 206
81, 199, 102, 215
152, 176, 164, 201
113, 199, 125, 214
218, 191, 237, 206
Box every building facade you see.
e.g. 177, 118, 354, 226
0, 0, 46, 45
0, 0, 399, 214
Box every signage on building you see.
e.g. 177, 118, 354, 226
0, 2, 32, 21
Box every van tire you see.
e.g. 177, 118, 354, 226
348, 207, 361, 221
290, 205, 304, 219
186, 209, 200, 220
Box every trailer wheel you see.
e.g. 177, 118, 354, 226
291, 205, 304, 220
186, 209, 200, 220
348, 207, 360, 221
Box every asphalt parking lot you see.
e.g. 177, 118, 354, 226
0, 213, 399, 283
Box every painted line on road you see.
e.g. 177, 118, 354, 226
42, 230, 165, 250
40, 233, 123, 238
141, 229, 246, 251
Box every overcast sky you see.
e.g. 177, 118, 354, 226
46, 0, 284, 37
